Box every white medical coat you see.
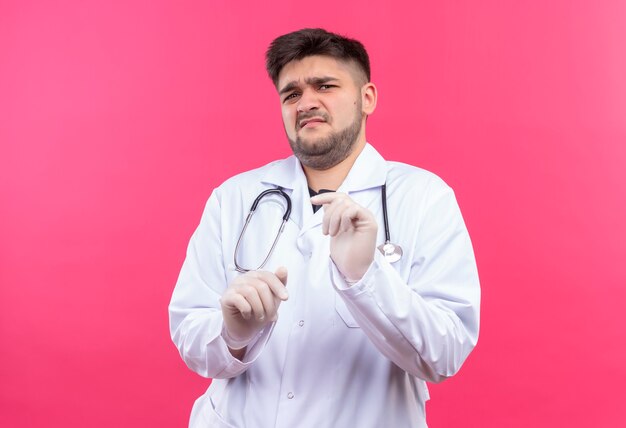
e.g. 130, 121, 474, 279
169, 144, 480, 427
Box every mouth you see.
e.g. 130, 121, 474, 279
298, 117, 326, 129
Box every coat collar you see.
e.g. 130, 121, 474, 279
339, 143, 387, 193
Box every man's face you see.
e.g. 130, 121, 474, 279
277, 55, 367, 170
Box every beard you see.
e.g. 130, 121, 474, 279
287, 100, 363, 171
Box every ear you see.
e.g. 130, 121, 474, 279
361, 82, 377, 115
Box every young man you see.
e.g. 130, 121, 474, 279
169, 28, 480, 427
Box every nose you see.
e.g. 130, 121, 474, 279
296, 88, 320, 113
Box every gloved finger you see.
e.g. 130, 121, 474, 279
251, 277, 278, 320
311, 192, 343, 235
267, 268, 288, 321
221, 292, 253, 321
328, 201, 351, 236
310, 191, 344, 206
237, 280, 267, 321
254, 270, 289, 301
274, 266, 288, 286
339, 204, 360, 233
322, 197, 347, 236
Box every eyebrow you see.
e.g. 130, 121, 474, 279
278, 76, 339, 96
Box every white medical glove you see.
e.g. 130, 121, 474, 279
220, 267, 288, 350
310, 192, 378, 283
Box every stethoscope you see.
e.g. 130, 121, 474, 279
233, 185, 403, 273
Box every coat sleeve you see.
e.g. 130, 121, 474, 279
330, 178, 481, 383
168, 190, 272, 379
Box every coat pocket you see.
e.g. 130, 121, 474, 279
334, 295, 361, 328
189, 393, 239, 428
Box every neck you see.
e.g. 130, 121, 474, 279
303, 140, 366, 192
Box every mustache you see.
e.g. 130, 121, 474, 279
297, 112, 330, 129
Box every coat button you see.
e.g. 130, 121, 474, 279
298, 320, 304, 327
287, 392, 294, 399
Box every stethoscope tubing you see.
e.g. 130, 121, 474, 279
233, 185, 400, 273
380, 184, 391, 244
233, 188, 291, 273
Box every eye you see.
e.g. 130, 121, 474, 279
283, 92, 300, 103
319, 84, 335, 90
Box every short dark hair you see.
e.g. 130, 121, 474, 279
265, 28, 371, 87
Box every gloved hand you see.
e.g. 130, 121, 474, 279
310, 192, 377, 283
220, 267, 288, 350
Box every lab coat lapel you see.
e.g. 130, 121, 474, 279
299, 181, 324, 236
339, 143, 388, 195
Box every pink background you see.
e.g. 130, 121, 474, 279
1, 1, 625, 426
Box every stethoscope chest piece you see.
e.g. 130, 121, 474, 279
378, 242, 403, 263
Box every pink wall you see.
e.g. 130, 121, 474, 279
1, 1, 625, 426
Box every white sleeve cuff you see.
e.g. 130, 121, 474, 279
213, 321, 276, 376
329, 253, 380, 293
